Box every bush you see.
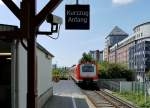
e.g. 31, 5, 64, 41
98, 61, 109, 78
52, 68, 69, 81
99, 62, 134, 81
52, 68, 60, 77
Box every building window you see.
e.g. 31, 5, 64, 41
141, 33, 143, 37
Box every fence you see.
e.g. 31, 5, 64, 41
98, 79, 150, 95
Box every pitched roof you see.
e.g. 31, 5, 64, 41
0, 24, 18, 31
107, 26, 128, 37
37, 43, 54, 57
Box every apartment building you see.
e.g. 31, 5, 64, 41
104, 22, 150, 81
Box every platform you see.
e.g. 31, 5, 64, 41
42, 80, 95, 108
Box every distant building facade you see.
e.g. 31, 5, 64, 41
52, 64, 57, 69
104, 26, 129, 62
104, 47, 109, 61
104, 22, 150, 81
129, 41, 150, 80
89, 50, 103, 62
99, 50, 104, 62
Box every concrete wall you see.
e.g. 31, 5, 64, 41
37, 48, 53, 107
37, 48, 53, 96
17, 42, 27, 108
17, 42, 53, 108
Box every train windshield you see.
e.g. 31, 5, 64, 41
81, 64, 94, 72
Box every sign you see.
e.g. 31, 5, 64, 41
65, 5, 90, 30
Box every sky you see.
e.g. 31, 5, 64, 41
0, 0, 150, 67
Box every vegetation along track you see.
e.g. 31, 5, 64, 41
82, 89, 139, 108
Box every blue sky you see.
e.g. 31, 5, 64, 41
0, 0, 150, 67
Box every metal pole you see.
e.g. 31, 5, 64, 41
76, 0, 79, 4
21, 0, 38, 108
27, 5, 38, 108
1, 0, 62, 108
27, 35, 37, 108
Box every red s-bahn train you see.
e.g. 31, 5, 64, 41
70, 62, 99, 85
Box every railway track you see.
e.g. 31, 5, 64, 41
83, 89, 139, 108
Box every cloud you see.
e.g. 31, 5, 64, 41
0, 0, 4, 5
112, 0, 136, 5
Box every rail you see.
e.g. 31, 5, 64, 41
97, 90, 139, 108
82, 89, 139, 108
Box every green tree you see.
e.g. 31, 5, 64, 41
79, 52, 94, 63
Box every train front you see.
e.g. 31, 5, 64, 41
79, 62, 98, 85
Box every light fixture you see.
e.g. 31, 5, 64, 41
46, 14, 63, 33
0, 53, 11, 56
37, 14, 63, 39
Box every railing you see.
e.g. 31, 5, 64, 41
98, 79, 150, 95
